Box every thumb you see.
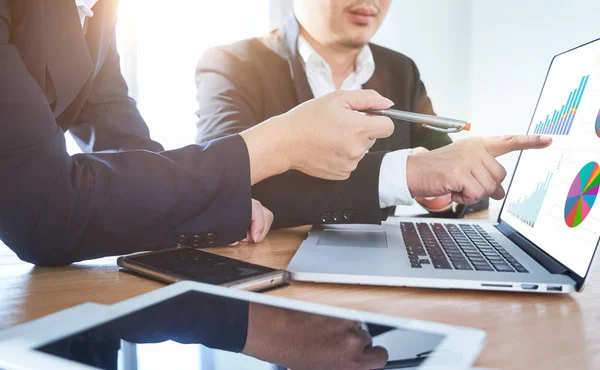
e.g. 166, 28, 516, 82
484, 135, 552, 157
340, 89, 394, 111
361, 346, 389, 370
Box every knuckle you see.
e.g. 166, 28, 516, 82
451, 166, 464, 177
500, 167, 507, 179
345, 334, 363, 350
476, 188, 486, 199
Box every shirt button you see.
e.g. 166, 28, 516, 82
175, 234, 188, 247
320, 212, 332, 224
206, 233, 218, 244
190, 235, 204, 247
332, 212, 344, 222
343, 209, 356, 221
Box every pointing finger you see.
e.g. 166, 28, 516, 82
484, 135, 552, 157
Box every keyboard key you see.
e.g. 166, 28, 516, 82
433, 262, 452, 269
514, 266, 529, 273
474, 264, 494, 271
419, 259, 431, 264
453, 262, 473, 270
493, 264, 515, 272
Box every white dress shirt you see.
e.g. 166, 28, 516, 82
75, 0, 99, 27
298, 35, 414, 208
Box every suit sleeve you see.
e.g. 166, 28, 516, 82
196, 47, 389, 228
408, 59, 453, 150
0, 8, 251, 266
70, 26, 163, 152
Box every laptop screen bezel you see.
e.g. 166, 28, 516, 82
497, 36, 600, 290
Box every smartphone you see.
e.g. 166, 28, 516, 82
117, 247, 289, 292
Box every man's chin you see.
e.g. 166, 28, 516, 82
339, 38, 370, 50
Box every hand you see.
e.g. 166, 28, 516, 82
241, 90, 395, 184
416, 195, 453, 211
241, 199, 274, 243
243, 303, 388, 370
406, 135, 552, 204
411, 147, 453, 211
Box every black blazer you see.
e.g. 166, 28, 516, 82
0, 0, 254, 265
196, 16, 451, 151
195, 16, 452, 227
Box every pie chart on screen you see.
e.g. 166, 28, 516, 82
596, 108, 600, 138
564, 162, 600, 228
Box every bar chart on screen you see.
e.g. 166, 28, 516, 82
533, 75, 589, 135
507, 172, 553, 227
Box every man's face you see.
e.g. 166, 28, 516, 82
295, 0, 391, 49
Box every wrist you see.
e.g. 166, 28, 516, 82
242, 303, 286, 362
405, 153, 419, 197
240, 115, 292, 185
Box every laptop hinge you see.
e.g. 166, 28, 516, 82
496, 223, 568, 275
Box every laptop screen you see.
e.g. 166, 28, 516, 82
500, 38, 600, 278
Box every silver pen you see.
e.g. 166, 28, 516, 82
362, 109, 471, 133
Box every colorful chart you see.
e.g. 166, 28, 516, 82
596, 108, 600, 138
533, 75, 589, 136
564, 162, 600, 228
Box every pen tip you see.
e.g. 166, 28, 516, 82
465, 123, 471, 131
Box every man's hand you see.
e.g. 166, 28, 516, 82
406, 135, 552, 204
243, 303, 388, 370
240, 199, 274, 243
410, 147, 453, 211
240, 90, 394, 184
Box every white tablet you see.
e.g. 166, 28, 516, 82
0, 281, 486, 370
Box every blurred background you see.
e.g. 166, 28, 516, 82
65, 0, 600, 207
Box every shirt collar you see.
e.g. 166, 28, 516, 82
75, 0, 99, 20
297, 34, 375, 86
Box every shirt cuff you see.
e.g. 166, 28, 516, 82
378, 149, 415, 208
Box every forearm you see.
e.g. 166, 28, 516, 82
1, 132, 252, 265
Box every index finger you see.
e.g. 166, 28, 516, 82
341, 89, 394, 111
484, 135, 552, 157
363, 115, 394, 140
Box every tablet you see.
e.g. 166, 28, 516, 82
0, 281, 486, 370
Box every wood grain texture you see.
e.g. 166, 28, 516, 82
0, 210, 598, 370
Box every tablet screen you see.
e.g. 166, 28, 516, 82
34, 291, 456, 370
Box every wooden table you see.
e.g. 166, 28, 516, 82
1, 210, 599, 370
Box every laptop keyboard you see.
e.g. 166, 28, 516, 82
400, 222, 528, 273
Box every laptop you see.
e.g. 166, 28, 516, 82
287, 37, 600, 293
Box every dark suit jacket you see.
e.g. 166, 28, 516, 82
195, 16, 452, 228
0, 0, 253, 265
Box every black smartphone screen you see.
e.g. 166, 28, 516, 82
122, 247, 278, 285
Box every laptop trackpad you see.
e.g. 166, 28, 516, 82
316, 229, 388, 248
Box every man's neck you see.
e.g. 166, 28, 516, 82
300, 28, 362, 89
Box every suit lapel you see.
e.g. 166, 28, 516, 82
364, 50, 395, 152
281, 15, 314, 105
44, 0, 93, 118
363, 49, 391, 99
85, 0, 117, 77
